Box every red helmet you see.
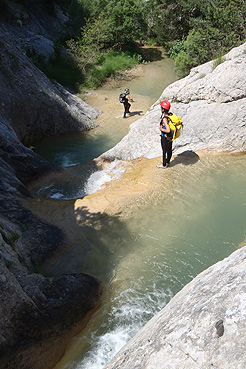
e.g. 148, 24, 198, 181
160, 100, 171, 111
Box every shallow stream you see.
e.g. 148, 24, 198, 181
32, 50, 246, 369
48, 153, 246, 369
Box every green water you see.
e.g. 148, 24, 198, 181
33, 48, 246, 369
52, 154, 246, 369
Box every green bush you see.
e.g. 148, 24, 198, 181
147, 39, 157, 46
174, 50, 194, 77
83, 51, 141, 88
144, 0, 246, 76
168, 38, 185, 59
18, 0, 246, 87
173, 22, 243, 77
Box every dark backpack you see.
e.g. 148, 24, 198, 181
119, 93, 126, 103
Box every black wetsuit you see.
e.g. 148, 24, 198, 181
160, 114, 173, 166
160, 136, 172, 166
123, 100, 131, 118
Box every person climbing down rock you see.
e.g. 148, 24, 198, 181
119, 88, 136, 118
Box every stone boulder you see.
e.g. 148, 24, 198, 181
101, 42, 246, 161
105, 245, 246, 369
25, 34, 55, 62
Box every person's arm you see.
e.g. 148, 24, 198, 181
126, 95, 135, 102
159, 116, 170, 133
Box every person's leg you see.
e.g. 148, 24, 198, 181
126, 102, 131, 113
157, 136, 168, 168
162, 137, 169, 166
166, 141, 173, 165
123, 102, 127, 117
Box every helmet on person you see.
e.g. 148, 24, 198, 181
160, 100, 171, 111
125, 88, 130, 93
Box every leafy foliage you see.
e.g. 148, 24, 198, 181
144, 0, 246, 76
105, 0, 147, 48
84, 51, 141, 88
66, 0, 147, 88
18, 0, 246, 87
67, 15, 110, 72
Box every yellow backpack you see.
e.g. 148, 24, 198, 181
168, 113, 183, 141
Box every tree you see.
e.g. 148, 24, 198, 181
144, 0, 191, 45
153, 0, 246, 76
105, 0, 147, 48
67, 15, 110, 73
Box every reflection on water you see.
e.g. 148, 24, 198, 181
53, 154, 246, 369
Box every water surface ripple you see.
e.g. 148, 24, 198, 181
53, 155, 246, 369
33, 49, 246, 369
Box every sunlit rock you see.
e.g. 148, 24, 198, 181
105, 245, 246, 369
101, 42, 246, 160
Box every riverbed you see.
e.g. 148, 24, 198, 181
31, 51, 246, 369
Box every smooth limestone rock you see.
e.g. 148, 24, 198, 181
105, 245, 246, 369
101, 42, 246, 161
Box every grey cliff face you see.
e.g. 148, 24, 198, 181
101, 42, 246, 161
0, 159, 102, 368
0, 28, 100, 145
0, 3, 102, 368
105, 246, 246, 369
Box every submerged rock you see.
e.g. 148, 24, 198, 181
105, 245, 246, 369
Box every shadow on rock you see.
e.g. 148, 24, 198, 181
171, 150, 200, 167
129, 110, 144, 117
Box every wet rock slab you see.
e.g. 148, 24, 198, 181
105, 246, 246, 369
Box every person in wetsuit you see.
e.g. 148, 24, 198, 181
123, 88, 135, 118
156, 100, 173, 168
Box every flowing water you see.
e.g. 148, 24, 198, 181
32, 50, 246, 369
49, 154, 246, 369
